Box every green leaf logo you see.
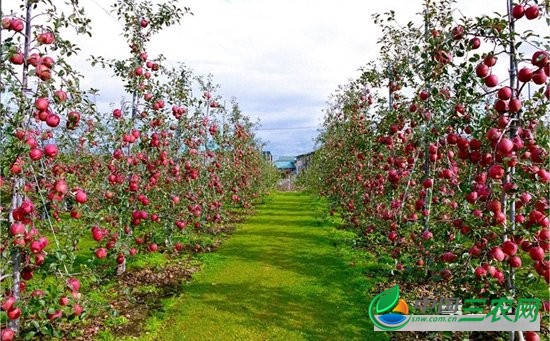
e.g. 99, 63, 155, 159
376, 284, 400, 314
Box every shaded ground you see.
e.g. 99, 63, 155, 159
136, 192, 381, 341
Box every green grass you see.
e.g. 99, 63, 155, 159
128, 192, 387, 341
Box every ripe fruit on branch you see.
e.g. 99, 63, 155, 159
531, 51, 549, 67
419, 90, 429, 101
7, 307, 21, 320
488, 164, 505, 179
75, 190, 87, 204
490, 247, 506, 261
29, 148, 43, 161
46, 113, 60, 127
532, 69, 547, 85
8, 18, 24, 32
37, 31, 55, 44
451, 25, 464, 40
475, 266, 487, 278
511, 4, 525, 19
1, 297, 16, 312
494, 100, 508, 113
517, 67, 532, 82
497, 138, 514, 155
1, 328, 15, 341
483, 54, 497, 67
44, 144, 58, 158
484, 74, 498, 87
67, 277, 80, 292
497, 86, 512, 100
502, 240, 518, 256
54, 90, 68, 103
95, 248, 108, 259
469, 37, 480, 49
508, 256, 522, 268
508, 98, 521, 113
525, 5, 540, 20
91, 226, 104, 242
35, 97, 49, 111
476, 63, 490, 77
529, 246, 544, 261
9, 52, 24, 65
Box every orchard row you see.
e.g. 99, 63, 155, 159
0, 0, 276, 339
304, 1, 548, 339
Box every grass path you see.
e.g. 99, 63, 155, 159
140, 192, 384, 341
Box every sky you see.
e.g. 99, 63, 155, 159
3, 0, 548, 159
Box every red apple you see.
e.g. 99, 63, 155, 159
484, 74, 499, 87
529, 246, 545, 261
488, 164, 505, 179
508, 98, 521, 113
73, 303, 83, 316
42, 56, 55, 68
511, 4, 524, 19
54, 90, 68, 103
1, 297, 16, 312
469, 245, 482, 257
497, 86, 512, 100
525, 332, 540, 341
532, 69, 547, 85
48, 310, 62, 321
35, 97, 49, 111
474, 266, 486, 278
419, 90, 429, 101
525, 5, 540, 20
490, 246, 506, 261
488, 200, 502, 213
422, 178, 433, 188
113, 108, 122, 118
30, 240, 45, 254
44, 144, 58, 158
531, 51, 549, 67
10, 223, 26, 236
75, 190, 87, 204
497, 138, 514, 154
9, 52, 24, 65
45, 113, 60, 127
1, 328, 15, 341
440, 269, 452, 280
484, 55, 497, 67
451, 25, 464, 40
476, 63, 490, 77
29, 148, 43, 161
95, 248, 108, 259
10, 18, 24, 32
59, 296, 69, 306
502, 240, 518, 256
37, 31, 54, 44
517, 67, 533, 82
7, 307, 21, 320
494, 99, 508, 113
469, 37, 481, 49
67, 277, 80, 292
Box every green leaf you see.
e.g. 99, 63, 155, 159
376, 284, 400, 314
24, 331, 36, 340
